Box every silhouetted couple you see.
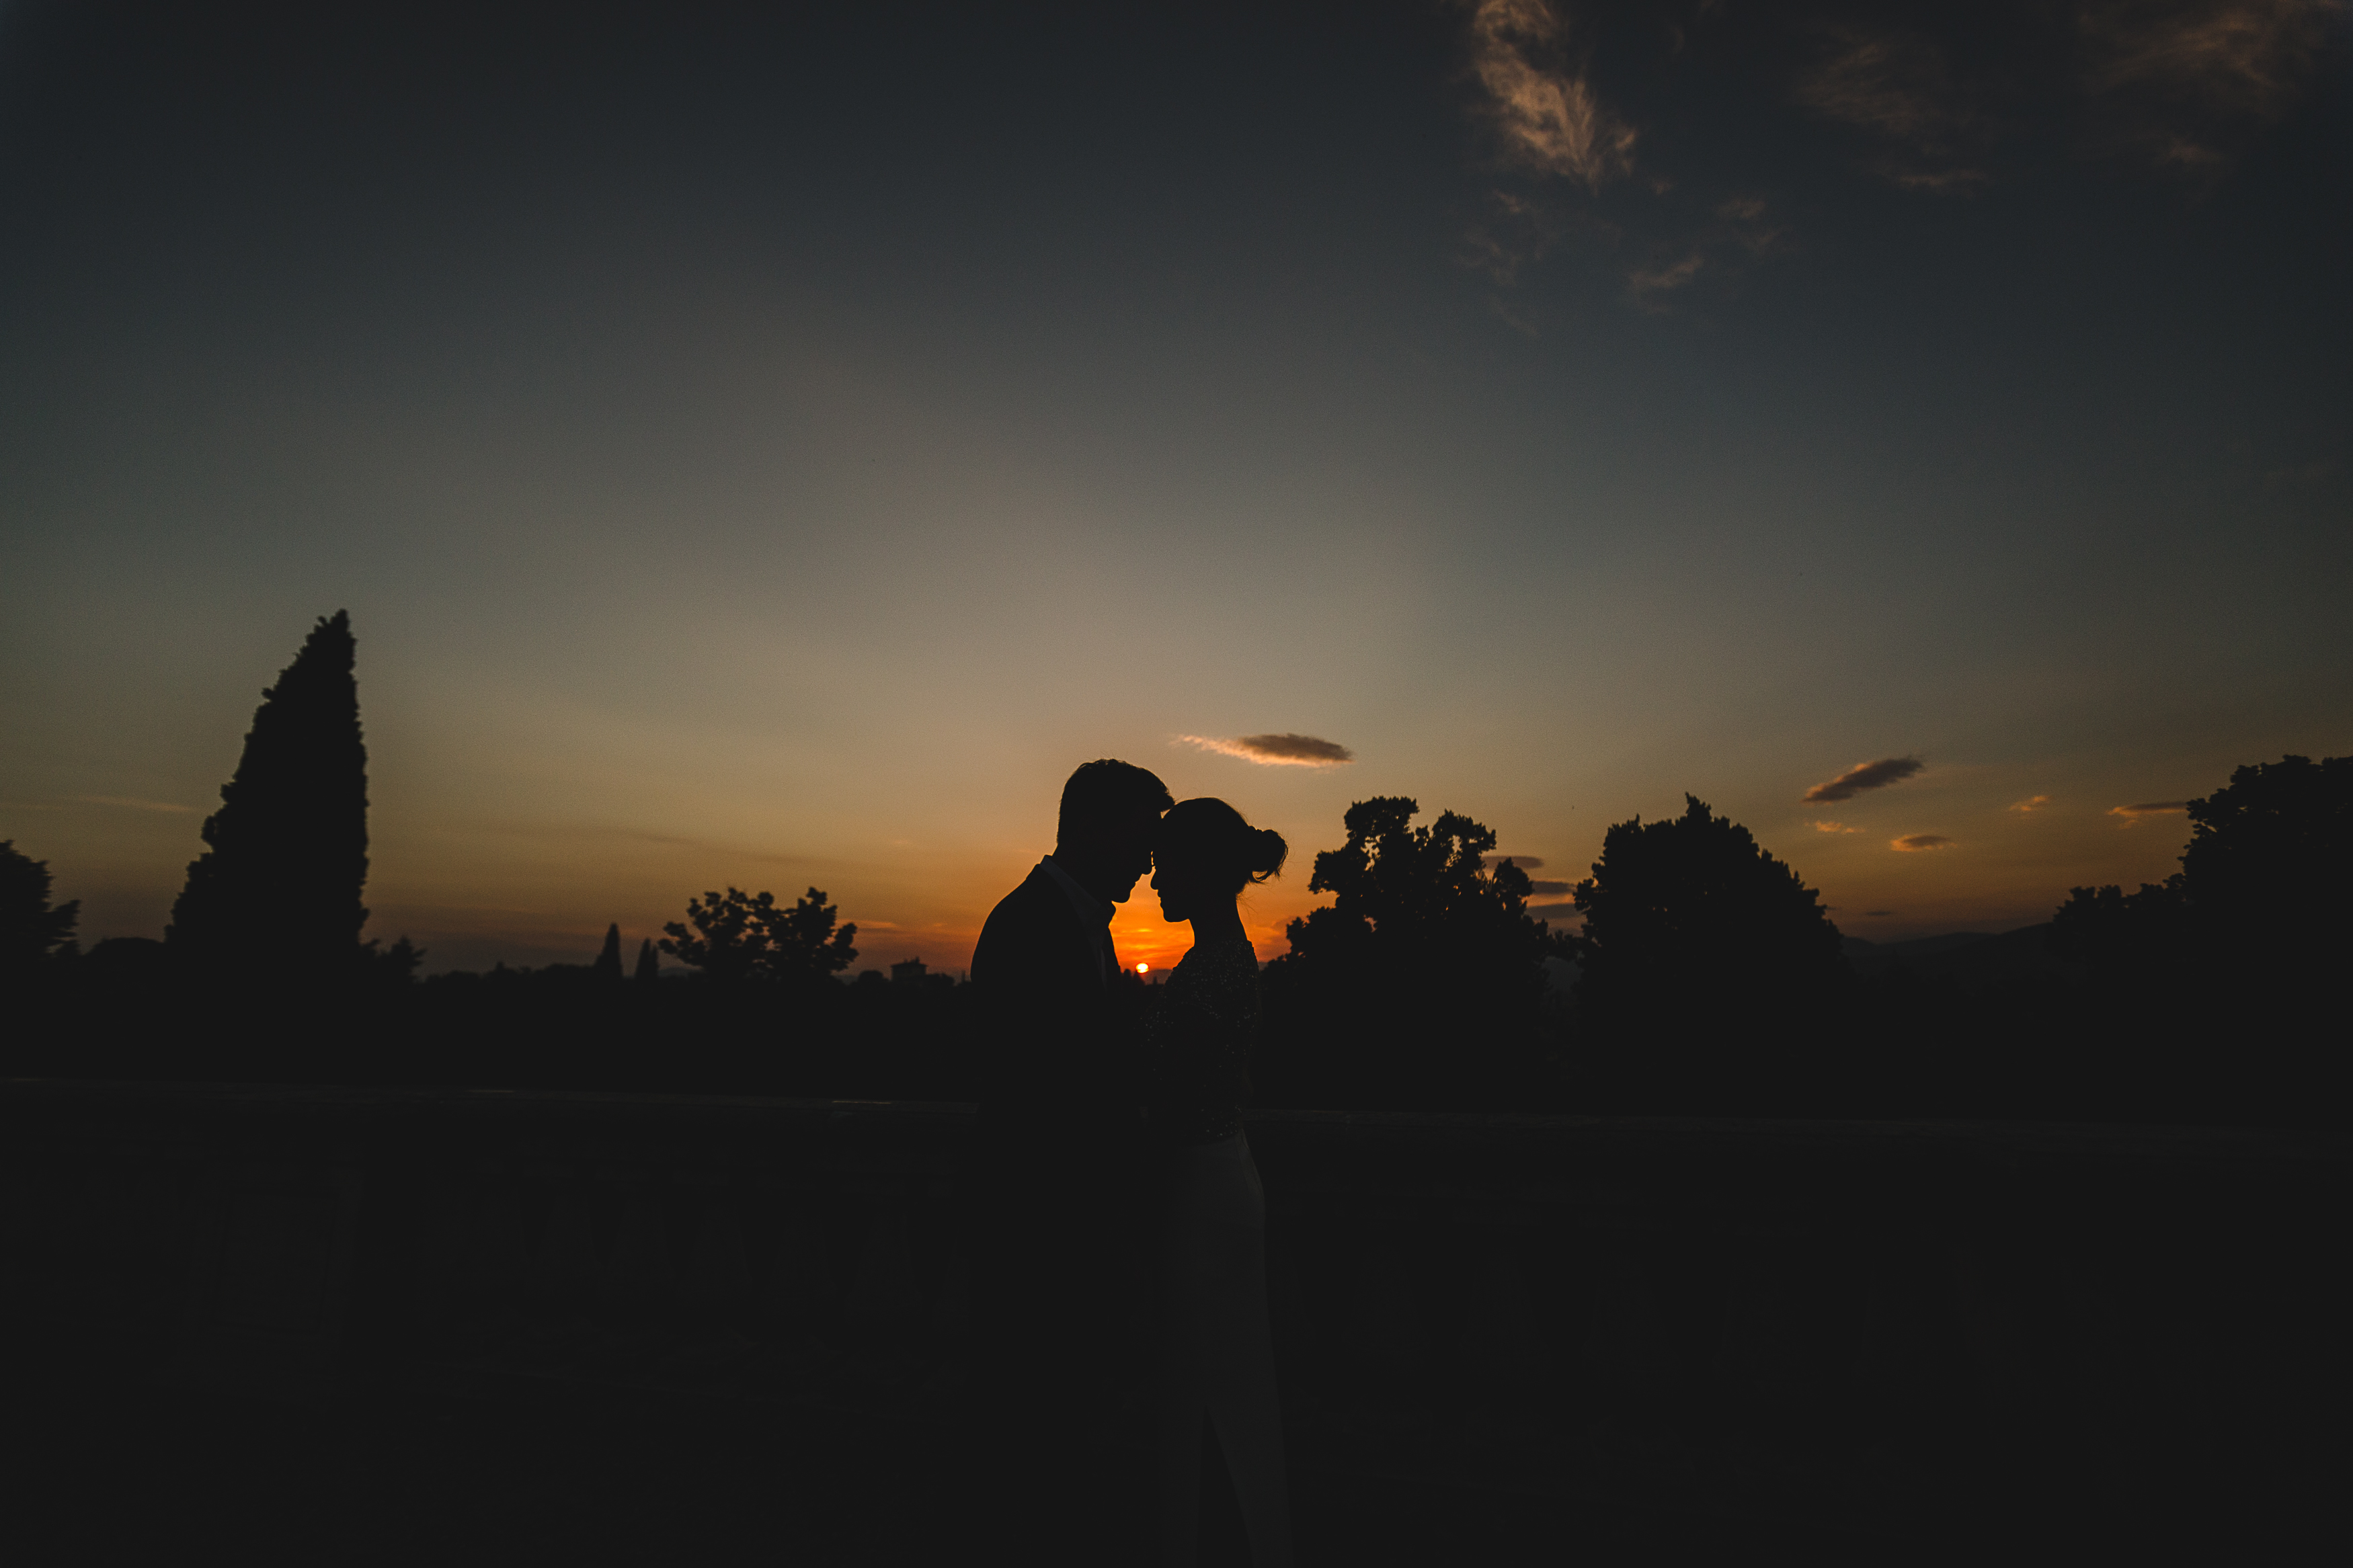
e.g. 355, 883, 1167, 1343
969, 759, 1293, 1566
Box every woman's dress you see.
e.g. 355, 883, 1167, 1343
1140, 937, 1293, 1567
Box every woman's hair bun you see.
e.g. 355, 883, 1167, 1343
1247, 825, 1289, 884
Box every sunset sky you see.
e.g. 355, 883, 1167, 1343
3, 3, 2347, 974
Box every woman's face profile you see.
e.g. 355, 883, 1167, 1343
1150, 849, 1207, 925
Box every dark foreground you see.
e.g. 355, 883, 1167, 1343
8, 1367, 2020, 1567
3, 1081, 2339, 1564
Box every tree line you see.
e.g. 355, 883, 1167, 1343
3, 613, 2343, 1127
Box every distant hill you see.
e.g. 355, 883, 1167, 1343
1843, 923, 2065, 980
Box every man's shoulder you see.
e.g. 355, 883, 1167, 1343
975, 865, 1080, 967
982, 864, 1062, 932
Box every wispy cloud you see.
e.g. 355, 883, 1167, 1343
1796, 29, 1966, 140
1464, 0, 1637, 190
1461, 220, 1533, 288
2081, 0, 2344, 173
1813, 820, 1861, 834
2108, 800, 2190, 825
2086, 0, 2341, 112
1622, 194, 1786, 307
2009, 794, 2053, 813
1523, 879, 1572, 895
1460, 188, 1568, 287
1793, 24, 1989, 190
1891, 833, 1955, 852
1492, 854, 1544, 868
1804, 756, 1925, 803
1455, 5, 1805, 312
1864, 909, 1896, 917
1627, 251, 1706, 298
1176, 733, 1355, 768
71, 794, 194, 814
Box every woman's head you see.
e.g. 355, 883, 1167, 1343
1150, 798, 1287, 923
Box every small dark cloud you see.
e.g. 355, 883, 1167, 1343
1177, 733, 1355, 767
1804, 755, 1925, 802
1525, 901, 1583, 920
1523, 879, 1571, 896
1890, 833, 1955, 852
1864, 909, 1896, 917
1492, 854, 1544, 868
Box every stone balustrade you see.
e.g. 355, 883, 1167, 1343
1, 1079, 2338, 1546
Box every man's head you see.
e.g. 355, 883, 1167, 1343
1054, 759, 1174, 903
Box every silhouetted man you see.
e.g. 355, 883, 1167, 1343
967, 759, 1172, 1558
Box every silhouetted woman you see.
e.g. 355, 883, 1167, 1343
1140, 798, 1294, 1567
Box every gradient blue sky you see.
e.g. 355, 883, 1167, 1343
3, 1, 2347, 973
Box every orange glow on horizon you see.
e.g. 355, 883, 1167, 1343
1109, 901, 1297, 973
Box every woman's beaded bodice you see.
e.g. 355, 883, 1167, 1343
1139, 936, 1261, 1145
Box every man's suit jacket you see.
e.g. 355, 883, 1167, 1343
969, 862, 1138, 1158
965, 865, 1142, 1538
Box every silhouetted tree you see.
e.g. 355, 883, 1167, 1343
1260, 797, 1568, 1108
633, 938, 660, 984
660, 887, 858, 984
367, 935, 426, 987
1, 840, 79, 984
661, 889, 766, 982
2050, 878, 2187, 974
592, 923, 624, 982
1568, 795, 1849, 1110
2050, 754, 2348, 1123
764, 889, 860, 980
2178, 753, 2350, 958
167, 612, 375, 980
2055, 755, 2350, 975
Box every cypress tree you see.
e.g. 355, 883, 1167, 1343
633, 938, 660, 984
593, 922, 624, 981
168, 611, 370, 978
